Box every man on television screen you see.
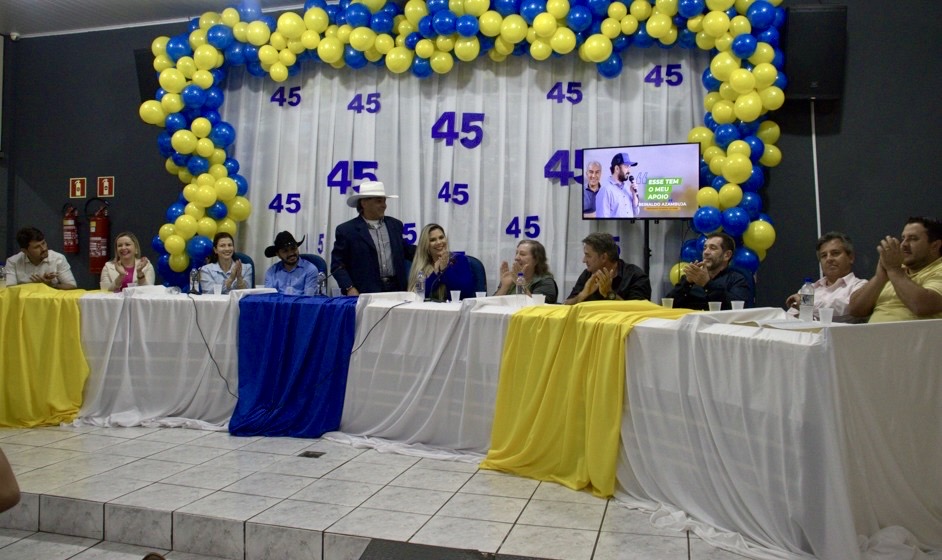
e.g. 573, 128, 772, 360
564, 232, 650, 304
666, 233, 753, 310
595, 152, 640, 219
582, 160, 602, 218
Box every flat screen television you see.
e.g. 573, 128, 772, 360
581, 142, 700, 220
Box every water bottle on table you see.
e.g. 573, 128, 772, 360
515, 272, 525, 295
415, 270, 425, 301
798, 277, 814, 321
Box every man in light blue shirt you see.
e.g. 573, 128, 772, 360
595, 152, 640, 218
263, 231, 320, 295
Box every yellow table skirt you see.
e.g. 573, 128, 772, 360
480, 300, 692, 497
0, 284, 90, 427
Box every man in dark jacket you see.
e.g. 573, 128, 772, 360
667, 232, 754, 310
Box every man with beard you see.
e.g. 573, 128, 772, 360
564, 232, 650, 304
667, 232, 753, 310
784, 231, 867, 320
263, 231, 320, 295
595, 152, 640, 218
582, 160, 603, 218
848, 216, 942, 322
4, 227, 76, 289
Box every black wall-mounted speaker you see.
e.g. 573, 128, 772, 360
134, 48, 161, 104
783, 5, 847, 100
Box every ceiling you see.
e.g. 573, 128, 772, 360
0, 1, 303, 39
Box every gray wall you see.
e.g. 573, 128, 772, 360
3, 1, 941, 303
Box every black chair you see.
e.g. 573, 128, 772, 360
300, 253, 328, 275
233, 252, 256, 288
466, 255, 487, 293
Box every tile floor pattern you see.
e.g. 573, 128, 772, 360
0, 425, 751, 560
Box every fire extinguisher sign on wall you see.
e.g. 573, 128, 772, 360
85, 198, 110, 275
62, 204, 79, 254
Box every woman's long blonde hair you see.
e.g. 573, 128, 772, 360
112, 231, 142, 263
407, 223, 445, 292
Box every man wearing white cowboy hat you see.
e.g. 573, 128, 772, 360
596, 152, 641, 218
263, 230, 320, 295
330, 181, 416, 295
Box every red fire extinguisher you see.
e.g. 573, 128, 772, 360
85, 198, 110, 275
62, 203, 79, 254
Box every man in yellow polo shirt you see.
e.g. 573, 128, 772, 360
848, 216, 942, 322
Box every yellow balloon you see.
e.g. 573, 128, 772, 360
729, 68, 756, 94
199, 11, 221, 29
752, 62, 778, 89
734, 0, 756, 14
175, 56, 196, 79
278, 48, 297, 67
758, 86, 785, 110
726, 140, 751, 158
608, 2, 628, 19
405, 0, 430, 25
629, 0, 653, 21
722, 153, 752, 184
500, 15, 528, 43
221, 7, 240, 27
350, 27, 377, 51
182, 183, 199, 203
191, 69, 214, 89
233, 22, 249, 42
546, 0, 570, 18
164, 234, 186, 255
718, 183, 743, 209
743, 220, 776, 251
195, 138, 215, 158
695, 30, 716, 50
246, 21, 272, 46
364, 0, 386, 12
529, 38, 553, 60
705, 0, 734, 9
174, 215, 198, 239
550, 27, 577, 54
177, 170, 194, 185
269, 62, 289, 83
729, 15, 751, 36
227, 197, 253, 222
703, 92, 721, 111
583, 33, 613, 63
152, 36, 170, 57
336, 25, 353, 44
702, 145, 724, 164
217, 218, 238, 236
189, 117, 211, 139
708, 155, 727, 177
301, 29, 321, 49
159, 223, 176, 241
454, 37, 481, 61
258, 45, 279, 65
415, 39, 435, 58
169, 253, 190, 273
759, 144, 782, 167
533, 13, 558, 37
709, 51, 740, 82
697, 186, 720, 208
158, 68, 186, 94
756, 120, 781, 144
385, 46, 413, 73
184, 202, 205, 219
158, 94, 181, 116
713, 32, 733, 51
374, 33, 394, 54
209, 163, 228, 179
153, 54, 174, 73
488, 50, 507, 62
669, 262, 685, 285
195, 185, 218, 208
620, 14, 639, 35
734, 90, 763, 122
138, 100, 166, 126
655, 0, 679, 16
171, 130, 198, 154
165, 159, 180, 175
197, 173, 216, 187
718, 82, 739, 101
701, 10, 730, 37
711, 99, 736, 124
196, 217, 218, 239
659, 26, 678, 46
430, 51, 455, 74
277, 12, 306, 39
479, 11, 503, 37
687, 126, 715, 153
645, 13, 672, 38
188, 29, 208, 49
687, 14, 704, 32
304, 8, 330, 33
317, 36, 344, 63
748, 42, 774, 65
193, 44, 219, 70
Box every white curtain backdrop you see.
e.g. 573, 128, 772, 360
223, 49, 708, 299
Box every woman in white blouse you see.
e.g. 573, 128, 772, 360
200, 232, 252, 294
100, 232, 155, 292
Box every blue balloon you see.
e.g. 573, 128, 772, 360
157, 254, 173, 280
324, 5, 341, 22
681, 239, 700, 262
743, 135, 765, 163
701, 68, 721, 91
742, 165, 766, 192
521, 0, 546, 23
186, 235, 214, 265
677, 0, 704, 18
588, 20, 602, 35
432, 10, 457, 35
586, 0, 608, 16
157, 132, 174, 157
411, 56, 432, 78
747, 1, 775, 30
203, 87, 225, 110
200, 109, 221, 126
165, 202, 186, 223
208, 122, 236, 148
211, 67, 227, 86
566, 5, 592, 32
732, 247, 760, 273
260, 15, 277, 30
418, 15, 435, 38
757, 26, 779, 47
703, 112, 718, 131
371, 12, 394, 34
771, 48, 784, 69
405, 32, 422, 49
224, 42, 246, 66
181, 84, 207, 108
758, 213, 774, 225
171, 152, 190, 167
774, 71, 788, 90
165, 35, 192, 61
207, 201, 228, 220
154, 87, 166, 101
692, 206, 722, 234
455, 14, 479, 37
382, 1, 401, 16
772, 7, 785, 29
345, 4, 371, 27
739, 191, 762, 220
186, 155, 210, 175
427, 0, 448, 13
243, 45, 260, 63
223, 158, 240, 175
711, 175, 726, 190
344, 45, 368, 69
613, 34, 632, 52
700, 164, 716, 187
714, 123, 740, 149
633, 22, 655, 48
730, 34, 757, 59
493, 0, 519, 17
232, 174, 249, 196
722, 207, 750, 237
696, 235, 707, 255
238, 4, 261, 21
597, 53, 623, 79
305, 0, 328, 10
152, 235, 167, 255
207, 24, 234, 49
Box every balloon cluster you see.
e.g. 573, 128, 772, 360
138, 0, 788, 286
673, 0, 785, 279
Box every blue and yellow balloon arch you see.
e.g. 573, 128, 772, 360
139, 0, 786, 287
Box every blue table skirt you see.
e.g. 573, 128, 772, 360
230, 294, 359, 437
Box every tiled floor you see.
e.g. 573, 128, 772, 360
0, 425, 749, 560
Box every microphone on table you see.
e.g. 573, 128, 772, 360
320, 264, 344, 296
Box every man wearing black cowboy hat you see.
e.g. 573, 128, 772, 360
596, 152, 641, 219
263, 231, 320, 295
330, 181, 416, 295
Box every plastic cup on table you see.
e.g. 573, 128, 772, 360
100, 281, 110, 292
531, 293, 546, 305
450, 290, 461, 302
818, 307, 834, 324
731, 300, 745, 310
475, 291, 486, 298
213, 285, 222, 295
330, 287, 342, 297
708, 301, 722, 312
661, 298, 674, 308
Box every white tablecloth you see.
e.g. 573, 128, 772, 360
76, 287, 273, 429
336, 293, 528, 456
616, 309, 942, 560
